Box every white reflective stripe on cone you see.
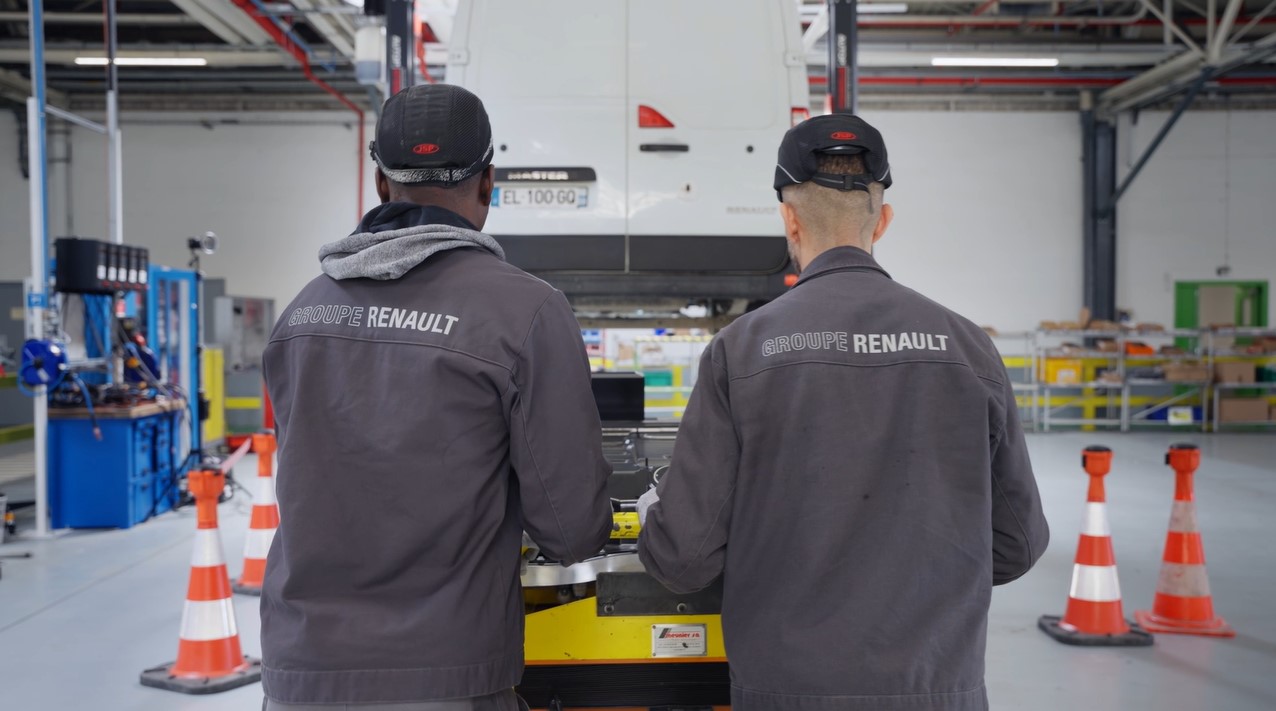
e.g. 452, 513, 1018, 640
1069, 564, 1122, 602
1169, 500, 1199, 533
254, 475, 277, 506
190, 528, 227, 568
179, 599, 239, 641
243, 526, 277, 560
1156, 562, 1212, 597
1081, 502, 1112, 537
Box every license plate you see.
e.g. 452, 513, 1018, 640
493, 186, 589, 209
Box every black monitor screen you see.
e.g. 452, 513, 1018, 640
591, 372, 646, 423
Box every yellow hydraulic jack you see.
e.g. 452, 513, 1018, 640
518, 513, 730, 711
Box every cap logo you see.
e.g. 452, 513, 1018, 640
412, 143, 441, 155
831, 131, 857, 140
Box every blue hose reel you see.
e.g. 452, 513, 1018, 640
19, 339, 68, 389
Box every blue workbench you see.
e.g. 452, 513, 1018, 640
48, 399, 185, 529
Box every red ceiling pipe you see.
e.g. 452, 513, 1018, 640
230, 0, 366, 220
814, 14, 1276, 29
809, 75, 1276, 88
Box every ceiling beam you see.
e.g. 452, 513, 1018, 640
168, 0, 256, 44
0, 43, 310, 66
0, 11, 198, 24
0, 66, 69, 105
290, 0, 355, 57
1101, 29, 1276, 110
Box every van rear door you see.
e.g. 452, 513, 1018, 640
626, 0, 796, 274
447, 0, 629, 271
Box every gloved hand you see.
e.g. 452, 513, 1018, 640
637, 487, 660, 527
520, 532, 539, 575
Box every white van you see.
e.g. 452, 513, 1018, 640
446, 0, 810, 306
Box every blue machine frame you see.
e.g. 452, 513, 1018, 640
146, 265, 202, 459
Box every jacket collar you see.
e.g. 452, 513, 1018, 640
796, 246, 892, 286
351, 201, 477, 236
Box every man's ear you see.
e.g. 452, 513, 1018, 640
478, 165, 496, 207
375, 168, 391, 204
871, 203, 894, 246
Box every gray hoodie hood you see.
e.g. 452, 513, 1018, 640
318, 202, 505, 281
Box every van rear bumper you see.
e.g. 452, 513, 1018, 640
538, 271, 791, 301
492, 234, 793, 301
492, 234, 790, 274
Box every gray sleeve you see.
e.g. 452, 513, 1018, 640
509, 291, 613, 565
990, 376, 1050, 585
639, 342, 739, 594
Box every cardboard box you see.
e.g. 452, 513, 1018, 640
1096, 339, 1120, 353
1215, 362, 1257, 384
1164, 363, 1211, 382
1218, 398, 1269, 423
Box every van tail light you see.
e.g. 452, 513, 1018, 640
791, 107, 811, 126
638, 105, 675, 128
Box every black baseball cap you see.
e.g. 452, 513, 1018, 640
369, 84, 494, 185
774, 114, 892, 201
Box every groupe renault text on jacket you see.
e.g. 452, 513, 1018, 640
639, 246, 1050, 711
260, 202, 613, 705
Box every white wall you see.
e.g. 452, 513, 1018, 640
0, 111, 377, 313
1, 108, 1273, 332
868, 111, 1083, 332
1, 111, 32, 282
1117, 110, 1276, 327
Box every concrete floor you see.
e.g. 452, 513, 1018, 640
0, 432, 1273, 710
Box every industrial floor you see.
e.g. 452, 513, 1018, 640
0, 432, 1273, 710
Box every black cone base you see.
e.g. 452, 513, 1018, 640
1038, 615, 1154, 647
139, 656, 262, 694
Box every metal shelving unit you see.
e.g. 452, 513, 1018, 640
989, 327, 1275, 433
1118, 329, 1211, 432
1034, 330, 1124, 432
1212, 382, 1276, 428
989, 331, 1038, 430
1208, 329, 1276, 431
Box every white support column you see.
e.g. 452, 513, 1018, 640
26, 98, 50, 539
106, 0, 123, 245
107, 90, 123, 245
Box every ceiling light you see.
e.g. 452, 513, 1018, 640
931, 57, 1060, 68
75, 57, 209, 67
858, 3, 909, 13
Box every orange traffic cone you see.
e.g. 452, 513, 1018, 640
1039, 446, 1153, 646
233, 432, 280, 596
1135, 443, 1235, 637
140, 468, 262, 693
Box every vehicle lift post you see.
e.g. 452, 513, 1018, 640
827, 0, 858, 114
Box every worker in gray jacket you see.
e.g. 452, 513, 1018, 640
261, 84, 612, 710
638, 114, 1049, 711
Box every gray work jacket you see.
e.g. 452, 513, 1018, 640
261, 220, 612, 705
639, 246, 1049, 711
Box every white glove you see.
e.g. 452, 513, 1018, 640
637, 487, 660, 527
